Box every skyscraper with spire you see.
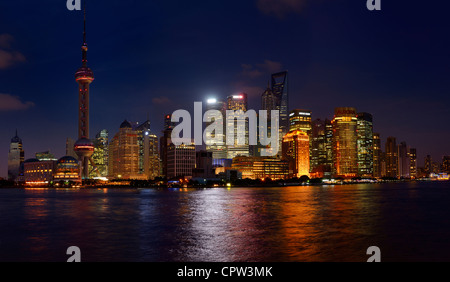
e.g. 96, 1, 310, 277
8, 130, 24, 181
73, 2, 95, 180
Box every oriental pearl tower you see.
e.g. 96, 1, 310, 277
74, 3, 95, 180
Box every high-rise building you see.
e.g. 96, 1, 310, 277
166, 141, 196, 179
385, 137, 398, 178
442, 156, 450, 174
136, 120, 160, 180
409, 148, 417, 178
160, 114, 174, 178
397, 141, 411, 179
271, 71, 289, 141
357, 112, 373, 177
65, 138, 78, 159
311, 119, 332, 172
424, 155, 432, 176
332, 107, 358, 178
373, 133, 382, 178
108, 120, 140, 179
205, 98, 227, 160
226, 93, 249, 159
90, 129, 108, 177
261, 82, 277, 113
282, 130, 310, 178
74, 5, 95, 179
7, 130, 25, 181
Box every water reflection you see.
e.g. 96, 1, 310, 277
1, 182, 450, 261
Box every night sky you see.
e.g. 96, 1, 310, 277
0, 0, 449, 178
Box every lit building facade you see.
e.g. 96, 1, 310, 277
357, 112, 374, 177
8, 131, 25, 181
231, 156, 289, 180
90, 129, 109, 177
409, 148, 417, 178
373, 133, 382, 178
166, 141, 196, 179
108, 120, 140, 179
332, 107, 358, 178
23, 159, 56, 186
160, 114, 174, 178
282, 130, 310, 178
385, 137, 398, 178
205, 98, 227, 160
53, 156, 82, 184
226, 93, 250, 159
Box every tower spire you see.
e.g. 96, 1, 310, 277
81, 0, 88, 67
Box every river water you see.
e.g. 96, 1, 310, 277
0, 181, 449, 262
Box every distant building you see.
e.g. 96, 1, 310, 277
373, 133, 382, 178
385, 137, 398, 178
226, 93, 250, 159
193, 150, 216, 179
332, 107, 358, 178
442, 156, 450, 174
311, 118, 332, 172
108, 120, 140, 179
53, 156, 82, 184
166, 141, 196, 179
231, 156, 289, 180
271, 71, 289, 145
357, 112, 373, 177
136, 120, 161, 180
424, 155, 432, 176
90, 129, 109, 177
205, 98, 227, 160
397, 141, 410, 179
65, 138, 78, 159
409, 148, 417, 178
35, 151, 57, 161
8, 131, 24, 181
160, 114, 174, 178
282, 130, 310, 178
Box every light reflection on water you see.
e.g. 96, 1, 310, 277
1, 182, 450, 262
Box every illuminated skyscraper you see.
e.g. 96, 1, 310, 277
385, 137, 398, 178
282, 130, 310, 178
271, 71, 289, 140
261, 82, 277, 112
7, 130, 24, 181
409, 148, 417, 178
90, 129, 108, 177
226, 93, 249, 159
397, 141, 410, 179
373, 133, 382, 178
74, 4, 95, 179
332, 107, 358, 178
357, 112, 373, 177
136, 120, 160, 180
205, 98, 227, 160
108, 120, 140, 179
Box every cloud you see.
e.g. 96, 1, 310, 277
0, 93, 35, 111
0, 34, 14, 49
152, 96, 171, 105
0, 33, 26, 70
241, 60, 283, 78
257, 0, 307, 18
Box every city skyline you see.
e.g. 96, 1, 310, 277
1, 1, 450, 177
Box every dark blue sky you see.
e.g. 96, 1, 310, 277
1, 0, 449, 177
